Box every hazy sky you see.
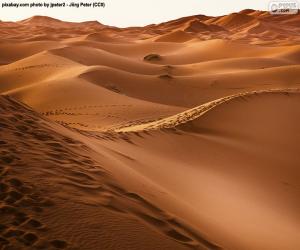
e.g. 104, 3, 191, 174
1, 0, 270, 27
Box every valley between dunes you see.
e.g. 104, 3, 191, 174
0, 10, 300, 250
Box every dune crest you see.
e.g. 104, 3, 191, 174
114, 89, 299, 132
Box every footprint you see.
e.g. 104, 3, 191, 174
8, 178, 23, 188
165, 229, 192, 243
13, 212, 28, 226
0, 140, 7, 145
125, 192, 163, 214
50, 239, 67, 249
3, 229, 25, 238
134, 211, 167, 228
40, 199, 55, 207
22, 232, 38, 246
8, 191, 23, 202
106, 183, 126, 195
159, 74, 173, 80
17, 197, 36, 208
1, 155, 15, 164
25, 219, 43, 229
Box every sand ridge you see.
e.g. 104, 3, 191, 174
113, 88, 300, 132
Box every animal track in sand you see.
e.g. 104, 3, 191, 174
0, 96, 72, 249
115, 89, 300, 132
98, 184, 222, 249
0, 172, 67, 249
41, 104, 132, 115
12, 64, 63, 71
1, 95, 222, 249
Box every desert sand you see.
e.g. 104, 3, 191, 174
0, 10, 300, 250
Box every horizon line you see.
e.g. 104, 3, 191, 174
0, 8, 269, 28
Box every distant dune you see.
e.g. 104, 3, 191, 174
154, 30, 195, 43
0, 11, 300, 250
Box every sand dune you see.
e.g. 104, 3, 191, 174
208, 13, 258, 29
183, 20, 225, 33
84, 32, 120, 43
154, 30, 195, 43
114, 89, 299, 132
0, 95, 213, 250
0, 41, 63, 65
1, 11, 300, 250
102, 90, 300, 250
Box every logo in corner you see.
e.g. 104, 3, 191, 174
269, 0, 299, 14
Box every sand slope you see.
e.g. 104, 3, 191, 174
102, 90, 300, 250
0, 95, 220, 250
